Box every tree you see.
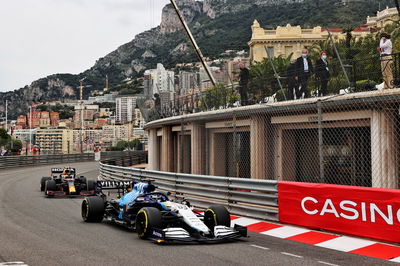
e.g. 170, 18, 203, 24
0, 128, 11, 147
200, 83, 239, 110
128, 139, 142, 150
249, 54, 292, 102
116, 140, 129, 151
7, 139, 22, 152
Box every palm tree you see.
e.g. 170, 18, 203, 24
248, 54, 292, 102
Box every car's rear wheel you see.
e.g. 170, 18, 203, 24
40, 177, 51, 191
136, 207, 162, 239
204, 205, 230, 231
82, 196, 105, 222
86, 180, 95, 191
44, 180, 57, 197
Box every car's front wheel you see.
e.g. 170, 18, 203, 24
44, 180, 57, 197
204, 205, 231, 231
136, 207, 162, 239
40, 177, 51, 191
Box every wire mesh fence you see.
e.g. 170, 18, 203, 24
144, 52, 400, 189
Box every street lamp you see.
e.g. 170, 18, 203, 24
29, 106, 32, 155
78, 77, 89, 153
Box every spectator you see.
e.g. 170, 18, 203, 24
239, 63, 250, 106
315, 51, 330, 97
286, 61, 298, 100
378, 32, 393, 89
295, 49, 314, 98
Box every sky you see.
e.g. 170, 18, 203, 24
0, 0, 170, 92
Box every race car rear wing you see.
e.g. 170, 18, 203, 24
96, 181, 132, 190
51, 168, 76, 174
95, 181, 132, 197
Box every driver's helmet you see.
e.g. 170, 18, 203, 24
146, 184, 156, 193
62, 168, 72, 177
132, 182, 155, 194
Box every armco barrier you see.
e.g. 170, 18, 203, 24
100, 151, 148, 168
0, 153, 94, 169
0, 151, 147, 170
98, 162, 278, 221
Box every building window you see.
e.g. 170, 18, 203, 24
266, 47, 274, 58
285, 46, 293, 56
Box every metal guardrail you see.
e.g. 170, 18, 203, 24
0, 151, 147, 169
0, 153, 94, 169
98, 162, 278, 221
100, 151, 148, 167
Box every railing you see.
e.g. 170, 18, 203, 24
0, 151, 148, 169
140, 52, 400, 122
0, 153, 94, 169
100, 151, 148, 167
98, 162, 279, 221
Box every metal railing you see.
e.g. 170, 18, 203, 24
0, 153, 94, 169
140, 52, 400, 122
99, 162, 278, 221
0, 151, 148, 169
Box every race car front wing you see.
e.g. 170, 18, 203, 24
150, 224, 247, 243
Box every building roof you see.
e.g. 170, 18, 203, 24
144, 89, 400, 129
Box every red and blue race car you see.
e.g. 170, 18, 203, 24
40, 167, 96, 197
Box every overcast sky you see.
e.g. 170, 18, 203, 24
0, 0, 170, 92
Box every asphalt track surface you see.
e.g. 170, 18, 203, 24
0, 162, 395, 266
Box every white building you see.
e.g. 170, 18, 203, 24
178, 71, 200, 94
116, 97, 137, 123
134, 108, 145, 128
367, 7, 399, 28
144, 63, 175, 97
102, 124, 132, 145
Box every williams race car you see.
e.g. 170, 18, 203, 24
40, 167, 96, 197
81, 181, 247, 243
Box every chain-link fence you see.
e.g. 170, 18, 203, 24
145, 52, 400, 189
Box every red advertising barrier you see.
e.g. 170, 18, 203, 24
278, 181, 400, 243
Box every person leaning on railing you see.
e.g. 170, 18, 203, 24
378, 32, 393, 89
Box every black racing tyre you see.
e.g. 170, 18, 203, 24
82, 196, 105, 222
204, 205, 231, 230
86, 180, 95, 191
44, 180, 57, 196
40, 177, 51, 191
136, 207, 162, 239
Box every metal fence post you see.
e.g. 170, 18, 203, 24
317, 100, 325, 183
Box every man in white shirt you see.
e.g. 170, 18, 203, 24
378, 32, 393, 89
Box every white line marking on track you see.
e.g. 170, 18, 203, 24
281, 252, 303, 258
250, 244, 270, 250
318, 261, 340, 266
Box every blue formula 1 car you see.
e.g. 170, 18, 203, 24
81, 181, 247, 243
